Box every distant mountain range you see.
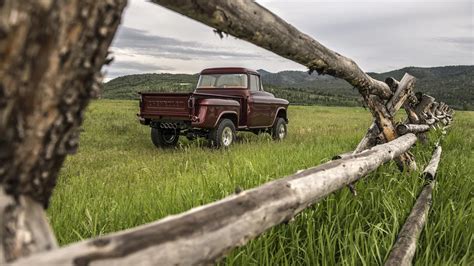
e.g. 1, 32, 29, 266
103, 65, 474, 110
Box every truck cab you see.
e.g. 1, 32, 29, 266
138, 67, 289, 148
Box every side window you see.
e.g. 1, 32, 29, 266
249, 75, 260, 91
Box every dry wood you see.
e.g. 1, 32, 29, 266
423, 146, 442, 180
151, 0, 392, 99
354, 73, 415, 153
414, 94, 435, 120
385, 146, 442, 266
0, 0, 126, 261
1, 190, 58, 263
366, 95, 416, 170
0, 187, 14, 263
386, 74, 416, 115
384, 182, 435, 266
396, 124, 430, 135
384, 77, 399, 92
13, 135, 418, 266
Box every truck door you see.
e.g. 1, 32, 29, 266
247, 74, 274, 128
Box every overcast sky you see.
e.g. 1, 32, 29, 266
104, 0, 474, 79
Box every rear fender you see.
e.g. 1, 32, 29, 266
214, 111, 239, 128
194, 98, 240, 128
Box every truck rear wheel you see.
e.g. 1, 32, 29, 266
271, 117, 287, 140
209, 119, 236, 148
151, 127, 179, 148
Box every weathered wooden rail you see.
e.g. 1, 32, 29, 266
385, 146, 443, 266
0, 0, 454, 265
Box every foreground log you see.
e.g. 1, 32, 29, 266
0, 0, 127, 262
13, 135, 418, 265
385, 146, 442, 266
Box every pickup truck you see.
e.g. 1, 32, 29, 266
138, 67, 289, 148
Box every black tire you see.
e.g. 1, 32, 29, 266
209, 119, 236, 148
271, 117, 287, 140
151, 127, 179, 148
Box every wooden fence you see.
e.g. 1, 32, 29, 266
0, 0, 453, 265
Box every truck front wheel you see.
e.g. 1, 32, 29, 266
210, 119, 236, 148
271, 118, 287, 140
151, 127, 179, 148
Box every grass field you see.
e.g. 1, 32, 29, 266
48, 100, 473, 265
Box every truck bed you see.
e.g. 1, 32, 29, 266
139, 92, 193, 119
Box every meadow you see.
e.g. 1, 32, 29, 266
48, 100, 473, 265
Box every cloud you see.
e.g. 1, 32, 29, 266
111, 26, 264, 60
104, 59, 174, 80
104, 0, 473, 78
109, 60, 173, 72
435, 36, 474, 46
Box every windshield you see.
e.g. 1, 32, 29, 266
197, 74, 248, 88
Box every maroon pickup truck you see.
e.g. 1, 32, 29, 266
138, 67, 289, 148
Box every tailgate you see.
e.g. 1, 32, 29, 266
139, 93, 192, 119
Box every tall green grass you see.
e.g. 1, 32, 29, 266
48, 100, 473, 265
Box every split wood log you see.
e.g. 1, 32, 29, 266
151, 0, 393, 99
414, 94, 435, 121
0, 0, 127, 262
386, 74, 416, 115
423, 146, 442, 180
384, 146, 442, 266
13, 134, 418, 266
404, 94, 435, 144
366, 95, 416, 170
385, 182, 435, 266
396, 124, 430, 136
384, 77, 399, 91
356, 74, 416, 153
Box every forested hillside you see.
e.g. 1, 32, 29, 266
103, 65, 473, 109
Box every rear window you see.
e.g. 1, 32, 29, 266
197, 74, 248, 88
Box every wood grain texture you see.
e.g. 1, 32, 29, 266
385, 145, 442, 266
0, 0, 126, 261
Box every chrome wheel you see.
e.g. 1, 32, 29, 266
222, 127, 233, 146
271, 117, 287, 141
278, 123, 286, 139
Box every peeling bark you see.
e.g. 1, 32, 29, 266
0, 0, 126, 261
